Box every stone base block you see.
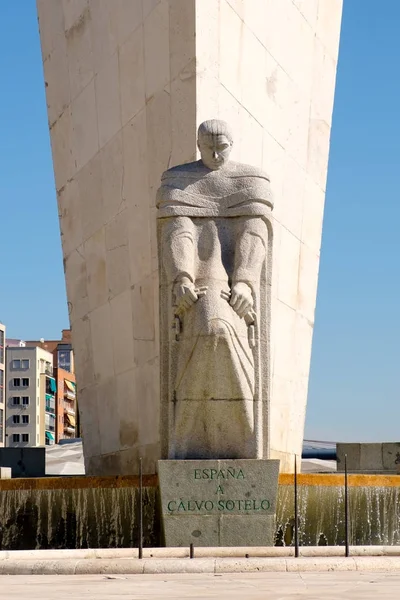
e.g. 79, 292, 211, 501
337, 443, 400, 473
158, 459, 279, 547
0, 467, 11, 479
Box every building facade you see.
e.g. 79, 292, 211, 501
55, 367, 77, 442
26, 331, 77, 442
0, 323, 5, 447
5, 346, 56, 447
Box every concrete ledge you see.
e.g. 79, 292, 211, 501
2, 555, 400, 575
2, 473, 400, 491
0, 474, 158, 492
2, 546, 400, 561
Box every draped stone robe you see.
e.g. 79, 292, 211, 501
157, 161, 273, 460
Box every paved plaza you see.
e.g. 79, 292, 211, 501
0, 572, 399, 599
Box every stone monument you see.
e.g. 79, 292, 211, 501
157, 119, 280, 546
37, 0, 343, 476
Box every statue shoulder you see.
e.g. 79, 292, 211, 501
161, 160, 204, 181
228, 161, 270, 181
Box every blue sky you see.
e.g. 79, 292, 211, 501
0, 2, 68, 339
0, 1, 399, 442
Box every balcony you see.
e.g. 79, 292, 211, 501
45, 414, 56, 431
45, 430, 55, 445
64, 388, 76, 401
64, 410, 76, 436
45, 375, 56, 396
45, 394, 55, 414
64, 403, 75, 416
64, 380, 76, 398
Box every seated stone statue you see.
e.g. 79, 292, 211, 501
157, 119, 273, 460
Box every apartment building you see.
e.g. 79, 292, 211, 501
55, 368, 76, 442
5, 346, 56, 447
26, 330, 77, 442
0, 322, 5, 447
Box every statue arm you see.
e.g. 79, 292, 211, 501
162, 217, 199, 315
161, 217, 196, 285
230, 219, 267, 319
232, 218, 266, 286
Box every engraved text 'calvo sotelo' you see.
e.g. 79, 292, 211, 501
166, 467, 271, 513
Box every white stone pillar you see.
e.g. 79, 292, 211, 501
37, 0, 342, 474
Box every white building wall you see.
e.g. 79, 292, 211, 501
5, 347, 54, 447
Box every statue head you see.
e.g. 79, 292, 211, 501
197, 119, 233, 170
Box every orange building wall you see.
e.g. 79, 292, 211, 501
27, 330, 77, 443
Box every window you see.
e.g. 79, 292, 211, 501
0, 329, 4, 363
0, 369, 3, 388
37, 415, 39, 424
13, 378, 20, 387
13, 434, 20, 443
0, 409, 3, 443
46, 377, 56, 395
45, 362, 52, 376
22, 434, 29, 443
21, 359, 29, 369
13, 415, 20, 424
48, 414, 56, 432
46, 396, 55, 413
22, 415, 29, 424
58, 349, 71, 372
22, 378, 29, 387
37, 434, 39, 443
12, 396, 20, 405
12, 359, 21, 369
22, 396, 29, 405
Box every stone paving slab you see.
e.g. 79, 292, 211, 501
1, 572, 400, 599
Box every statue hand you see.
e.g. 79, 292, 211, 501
174, 278, 198, 314
230, 282, 253, 318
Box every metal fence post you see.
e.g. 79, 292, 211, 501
344, 454, 350, 557
294, 455, 299, 558
138, 457, 143, 559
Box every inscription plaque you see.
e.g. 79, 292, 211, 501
158, 459, 279, 547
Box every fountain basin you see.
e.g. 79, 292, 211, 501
0, 474, 399, 550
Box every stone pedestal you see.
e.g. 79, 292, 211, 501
158, 459, 279, 546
